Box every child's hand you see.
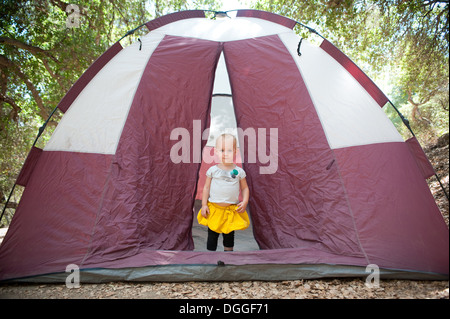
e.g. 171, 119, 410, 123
201, 205, 210, 218
236, 201, 248, 213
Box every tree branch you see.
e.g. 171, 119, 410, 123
0, 37, 58, 63
48, 0, 70, 12
40, 58, 67, 92
407, 88, 432, 125
0, 54, 49, 120
1, 37, 67, 94
0, 92, 22, 121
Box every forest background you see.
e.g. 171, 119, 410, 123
0, 0, 448, 225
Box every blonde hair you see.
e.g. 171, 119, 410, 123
215, 133, 237, 150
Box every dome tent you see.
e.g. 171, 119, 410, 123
0, 9, 448, 282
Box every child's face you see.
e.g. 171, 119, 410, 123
215, 136, 236, 164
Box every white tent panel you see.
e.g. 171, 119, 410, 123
207, 96, 239, 147
153, 17, 292, 42
210, 52, 239, 147
279, 33, 403, 150
44, 33, 165, 154
212, 52, 231, 95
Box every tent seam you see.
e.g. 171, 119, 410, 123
331, 149, 371, 265
79, 157, 116, 268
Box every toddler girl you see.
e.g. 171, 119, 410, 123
197, 133, 250, 251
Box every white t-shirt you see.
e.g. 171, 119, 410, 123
207, 165, 246, 204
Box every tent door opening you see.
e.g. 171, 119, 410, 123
192, 52, 259, 251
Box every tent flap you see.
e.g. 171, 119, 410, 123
224, 35, 364, 257
406, 136, 436, 179
15, 146, 42, 187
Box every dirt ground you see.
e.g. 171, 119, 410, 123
0, 134, 448, 300
0, 278, 448, 299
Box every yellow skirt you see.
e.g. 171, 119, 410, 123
197, 202, 250, 234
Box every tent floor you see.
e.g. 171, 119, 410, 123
2, 202, 447, 283
192, 200, 260, 252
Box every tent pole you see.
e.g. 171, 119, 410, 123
294, 21, 324, 39
117, 22, 147, 42
435, 173, 449, 201
0, 184, 16, 225
1, 104, 60, 225
387, 100, 415, 137
32, 104, 60, 147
